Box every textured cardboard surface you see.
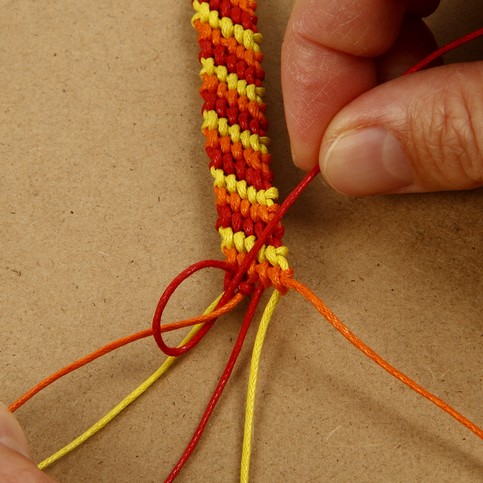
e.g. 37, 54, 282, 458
1, 2, 482, 482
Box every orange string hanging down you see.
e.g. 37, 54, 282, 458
9, 287, 244, 413
284, 277, 483, 439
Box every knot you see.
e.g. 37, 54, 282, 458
152, 255, 280, 359
255, 263, 294, 295
238, 281, 255, 296
218, 227, 288, 268
192, 1, 262, 53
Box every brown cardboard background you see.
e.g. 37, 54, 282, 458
1, 1, 482, 481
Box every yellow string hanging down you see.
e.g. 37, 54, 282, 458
241, 289, 281, 483
38, 294, 224, 470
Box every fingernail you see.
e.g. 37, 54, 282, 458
322, 127, 413, 195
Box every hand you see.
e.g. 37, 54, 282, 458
282, 0, 483, 196
0, 403, 55, 482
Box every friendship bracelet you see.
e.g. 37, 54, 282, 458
8, 2, 483, 481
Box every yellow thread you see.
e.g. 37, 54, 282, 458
199, 59, 265, 103
241, 289, 280, 483
219, 227, 289, 269
37, 294, 224, 471
211, 167, 278, 205
192, 1, 263, 51
263, 245, 289, 271
233, 231, 248, 253
202, 111, 270, 153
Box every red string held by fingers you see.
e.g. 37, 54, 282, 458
8, 3, 483, 481
405, 27, 483, 74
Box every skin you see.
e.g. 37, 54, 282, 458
0, 403, 55, 482
2, 1, 481, 480
282, 0, 483, 195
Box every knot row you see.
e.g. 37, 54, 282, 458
194, 20, 264, 73
192, 1, 263, 52
215, 187, 279, 225
203, 111, 270, 152
200, 59, 265, 102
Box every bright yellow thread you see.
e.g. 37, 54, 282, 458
263, 245, 289, 271
37, 294, 224, 470
202, 111, 270, 153
219, 227, 289, 269
241, 289, 280, 483
211, 167, 278, 205
200, 58, 265, 103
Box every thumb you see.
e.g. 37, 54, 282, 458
0, 403, 55, 482
0, 402, 32, 459
319, 62, 483, 196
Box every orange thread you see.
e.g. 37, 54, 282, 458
9, 292, 243, 413
284, 277, 483, 439
194, 20, 263, 67
229, 0, 257, 16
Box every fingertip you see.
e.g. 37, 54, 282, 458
0, 443, 55, 483
282, 34, 376, 174
0, 402, 32, 460
290, 141, 318, 171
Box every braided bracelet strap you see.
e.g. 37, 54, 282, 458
192, 0, 291, 293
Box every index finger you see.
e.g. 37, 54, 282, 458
281, 0, 439, 169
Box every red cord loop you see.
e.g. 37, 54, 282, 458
152, 259, 235, 357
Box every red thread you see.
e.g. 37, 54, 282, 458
152, 259, 236, 356
150, 164, 319, 358
165, 283, 265, 482
405, 27, 483, 74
